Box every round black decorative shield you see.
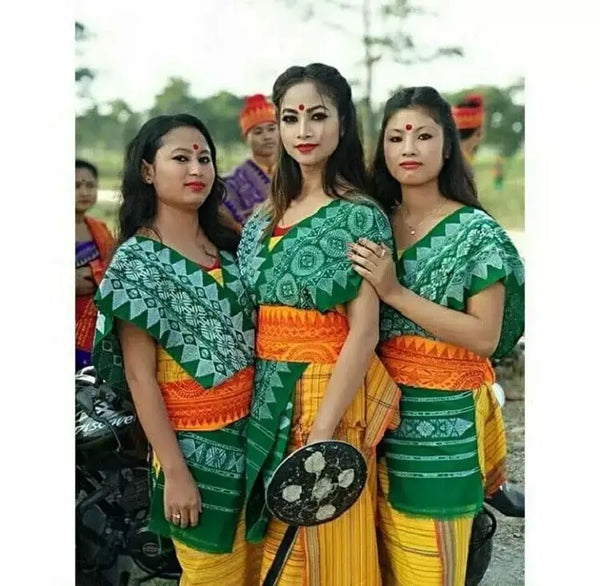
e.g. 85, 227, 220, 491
265, 440, 368, 527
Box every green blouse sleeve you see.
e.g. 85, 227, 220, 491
313, 198, 394, 310
454, 215, 525, 359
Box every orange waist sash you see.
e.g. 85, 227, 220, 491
256, 305, 349, 363
378, 335, 494, 391
156, 348, 254, 431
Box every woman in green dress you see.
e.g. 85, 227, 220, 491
92, 114, 259, 585
349, 87, 524, 585
238, 63, 399, 585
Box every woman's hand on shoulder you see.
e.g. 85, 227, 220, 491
348, 238, 399, 304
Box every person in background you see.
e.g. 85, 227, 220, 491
75, 159, 115, 371
223, 94, 278, 225
492, 155, 505, 192
452, 94, 485, 168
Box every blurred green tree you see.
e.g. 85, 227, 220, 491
149, 77, 201, 118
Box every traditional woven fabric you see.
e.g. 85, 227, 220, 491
75, 216, 114, 370
375, 206, 522, 583
76, 240, 100, 268
378, 335, 495, 392
155, 347, 254, 431
239, 197, 393, 310
380, 206, 524, 360
377, 459, 474, 586
93, 236, 255, 393
256, 305, 349, 362
224, 159, 272, 224
378, 334, 507, 499
172, 516, 262, 585
149, 419, 249, 554
238, 196, 400, 584
92, 236, 256, 556
380, 382, 484, 519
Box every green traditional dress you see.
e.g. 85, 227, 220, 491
238, 196, 400, 586
378, 205, 525, 518
92, 235, 255, 554
375, 205, 525, 585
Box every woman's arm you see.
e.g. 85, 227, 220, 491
386, 282, 505, 357
118, 321, 202, 528
349, 239, 505, 358
307, 281, 380, 443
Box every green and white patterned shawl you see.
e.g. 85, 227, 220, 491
93, 236, 255, 392
238, 196, 394, 311
380, 206, 524, 359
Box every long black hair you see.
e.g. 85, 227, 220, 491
371, 86, 483, 215
117, 114, 240, 252
76, 159, 98, 179
267, 63, 371, 231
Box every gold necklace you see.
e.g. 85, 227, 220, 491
399, 202, 447, 237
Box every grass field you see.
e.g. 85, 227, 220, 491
472, 151, 524, 230
86, 148, 524, 233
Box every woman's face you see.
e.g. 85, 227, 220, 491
383, 107, 445, 188
279, 81, 340, 169
144, 126, 215, 211
75, 167, 97, 214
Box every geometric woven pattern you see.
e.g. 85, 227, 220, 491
238, 195, 394, 312
148, 421, 249, 554
378, 335, 495, 391
93, 236, 255, 392
380, 206, 525, 359
384, 386, 484, 518
244, 359, 307, 543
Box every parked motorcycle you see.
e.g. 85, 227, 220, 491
75, 367, 181, 585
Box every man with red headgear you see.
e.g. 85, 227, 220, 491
452, 94, 485, 167
223, 94, 278, 225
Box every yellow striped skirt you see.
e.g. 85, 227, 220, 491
256, 305, 400, 586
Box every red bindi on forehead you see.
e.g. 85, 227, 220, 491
298, 104, 305, 111
405, 124, 413, 131
192, 144, 199, 150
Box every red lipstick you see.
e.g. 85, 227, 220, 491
185, 181, 206, 192
399, 160, 422, 170
296, 143, 318, 154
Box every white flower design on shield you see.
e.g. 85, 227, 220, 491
304, 451, 326, 474
282, 485, 302, 503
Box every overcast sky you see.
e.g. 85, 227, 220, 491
76, 0, 525, 112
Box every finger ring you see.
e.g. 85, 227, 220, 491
173, 513, 181, 520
